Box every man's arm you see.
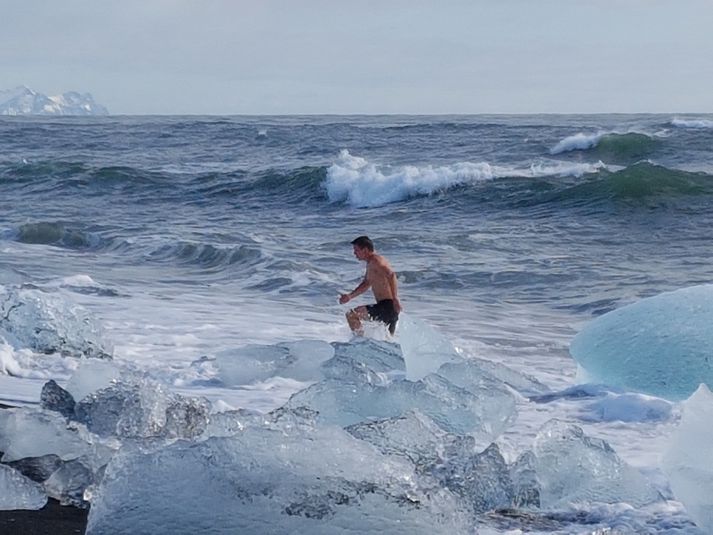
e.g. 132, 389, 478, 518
339, 277, 371, 304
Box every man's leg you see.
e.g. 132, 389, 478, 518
346, 306, 369, 335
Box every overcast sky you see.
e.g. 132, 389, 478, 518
2, 0, 711, 115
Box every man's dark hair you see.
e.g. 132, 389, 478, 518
351, 235, 374, 251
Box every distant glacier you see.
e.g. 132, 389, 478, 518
0, 86, 108, 116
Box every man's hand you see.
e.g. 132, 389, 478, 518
394, 298, 402, 314
339, 293, 351, 304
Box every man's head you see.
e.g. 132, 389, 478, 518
351, 235, 374, 261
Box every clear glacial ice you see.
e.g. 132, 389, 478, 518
75, 377, 211, 439
86, 417, 470, 535
663, 384, 713, 534
216, 339, 334, 385
532, 419, 660, 508
0, 464, 47, 511
0, 286, 112, 359
0, 321, 689, 531
570, 285, 713, 400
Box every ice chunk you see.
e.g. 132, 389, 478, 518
87, 421, 469, 534
283, 340, 336, 380
75, 379, 210, 439
0, 286, 112, 359
201, 408, 265, 438
510, 451, 540, 508
398, 314, 461, 381
40, 379, 76, 418
445, 443, 514, 514
164, 395, 213, 439
436, 360, 519, 438
65, 359, 125, 401
462, 357, 550, 397
216, 340, 334, 385
0, 409, 92, 462
6, 454, 63, 482
346, 410, 476, 466
570, 285, 713, 400
287, 361, 509, 442
533, 419, 660, 508
348, 413, 515, 514
44, 460, 93, 508
320, 354, 389, 386
662, 384, 713, 533
332, 338, 405, 374
0, 464, 48, 511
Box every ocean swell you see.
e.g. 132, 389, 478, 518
146, 241, 263, 270
541, 162, 713, 205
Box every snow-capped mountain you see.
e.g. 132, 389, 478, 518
0, 86, 109, 116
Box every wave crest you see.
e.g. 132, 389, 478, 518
671, 117, 713, 129
550, 131, 659, 163
147, 241, 263, 270
325, 150, 605, 208
545, 162, 713, 205
16, 222, 102, 249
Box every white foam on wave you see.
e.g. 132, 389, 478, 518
671, 117, 713, 129
325, 150, 605, 207
550, 132, 607, 154
57, 274, 98, 288
550, 129, 663, 155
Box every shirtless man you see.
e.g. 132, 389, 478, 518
339, 236, 402, 335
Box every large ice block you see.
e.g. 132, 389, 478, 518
288, 359, 514, 443
0, 286, 112, 359
532, 419, 660, 508
75, 378, 210, 439
350, 412, 515, 515
87, 418, 469, 534
662, 384, 713, 533
570, 285, 713, 400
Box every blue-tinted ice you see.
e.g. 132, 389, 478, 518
533, 419, 660, 508
570, 285, 713, 400
0, 286, 112, 359
86, 416, 470, 534
0, 464, 47, 511
662, 384, 713, 533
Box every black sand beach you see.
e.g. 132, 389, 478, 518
0, 403, 88, 535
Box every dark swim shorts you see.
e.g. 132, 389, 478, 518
366, 299, 399, 335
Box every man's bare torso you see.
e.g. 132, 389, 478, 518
366, 254, 395, 301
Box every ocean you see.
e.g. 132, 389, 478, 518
1, 114, 713, 533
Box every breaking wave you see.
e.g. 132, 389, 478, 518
670, 117, 713, 129
550, 132, 660, 163
325, 150, 606, 208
